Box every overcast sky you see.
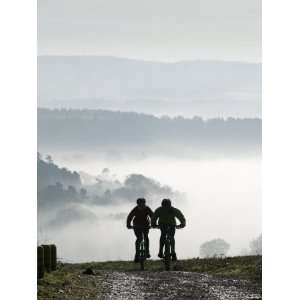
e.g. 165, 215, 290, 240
38, 0, 261, 63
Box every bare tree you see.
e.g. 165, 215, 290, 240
200, 238, 230, 258
45, 154, 53, 164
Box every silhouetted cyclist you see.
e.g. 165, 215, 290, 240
127, 198, 153, 262
152, 199, 186, 261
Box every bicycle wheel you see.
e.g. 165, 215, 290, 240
140, 258, 145, 271
164, 239, 171, 271
140, 239, 145, 271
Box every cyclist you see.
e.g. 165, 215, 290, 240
152, 199, 186, 261
127, 198, 153, 262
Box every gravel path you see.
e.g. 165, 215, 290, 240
95, 271, 262, 300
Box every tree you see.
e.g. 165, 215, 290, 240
45, 154, 53, 164
80, 188, 87, 199
67, 185, 77, 197
249, 234, 262, 255
200, 238, 230, 258
37, 152, 42, 161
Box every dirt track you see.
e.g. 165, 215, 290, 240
39, 269, 261, 299
93, 270, 261, 300
38, 257, 262, 299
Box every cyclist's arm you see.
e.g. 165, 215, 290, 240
147, 207, 154, 219
175, 209, 186, 227
126, 208, 135, 228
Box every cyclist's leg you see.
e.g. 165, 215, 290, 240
159, 225, 167, 257
143, 228, 150, 257
170, 226, 176, 255
134, 228, 143, 260
169, 226, 177, 261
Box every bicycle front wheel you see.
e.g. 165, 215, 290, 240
140, 258, 145, 271
139, 240, 146, 271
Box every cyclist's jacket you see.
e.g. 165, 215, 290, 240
152, 206, 186, 226
127, 206, 154, 227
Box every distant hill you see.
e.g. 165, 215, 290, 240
38, 108, 261, 158
37, 154, 81, 191
37, 155, 182, 230
38, 56, 261, 118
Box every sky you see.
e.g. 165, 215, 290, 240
38, 0, 261, 63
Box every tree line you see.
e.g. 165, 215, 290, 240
38, 108, 261, 153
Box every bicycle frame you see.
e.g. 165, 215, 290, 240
139, 234, 146, 271
163, 225, 174, 271
130, 226, 148, 271
155, 225, 180, 271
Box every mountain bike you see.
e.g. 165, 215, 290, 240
130, 226, 148, 271
155, 225, 181, 271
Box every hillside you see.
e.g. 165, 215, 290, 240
37, 155, 182, 232
37, 154, 81, 190
38, 108, 261, 158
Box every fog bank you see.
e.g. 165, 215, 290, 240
38, 156, 261, 262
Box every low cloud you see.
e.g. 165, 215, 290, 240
90, 174, 182, 206
46, 205, 98, 229
38, 157, 183, 231
106, 212, 128, 221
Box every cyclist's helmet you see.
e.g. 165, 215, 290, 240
161, 198, 171, 208
136, 198, 146, 205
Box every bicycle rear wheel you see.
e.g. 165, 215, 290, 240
139, 238, 146, 271
140, 258, 145, 271
165, 257, 170, 271
164, 239, 171, 271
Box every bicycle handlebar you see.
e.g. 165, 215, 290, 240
152, 225, 183, 229
128, 224, 184, 229
127, 225, 150, 229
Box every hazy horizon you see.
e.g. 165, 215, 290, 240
38, 56, 261, 118
38, 0, 261, 63
38, 54, 261, 65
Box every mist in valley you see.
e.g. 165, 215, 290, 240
38, 150, 261, 262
